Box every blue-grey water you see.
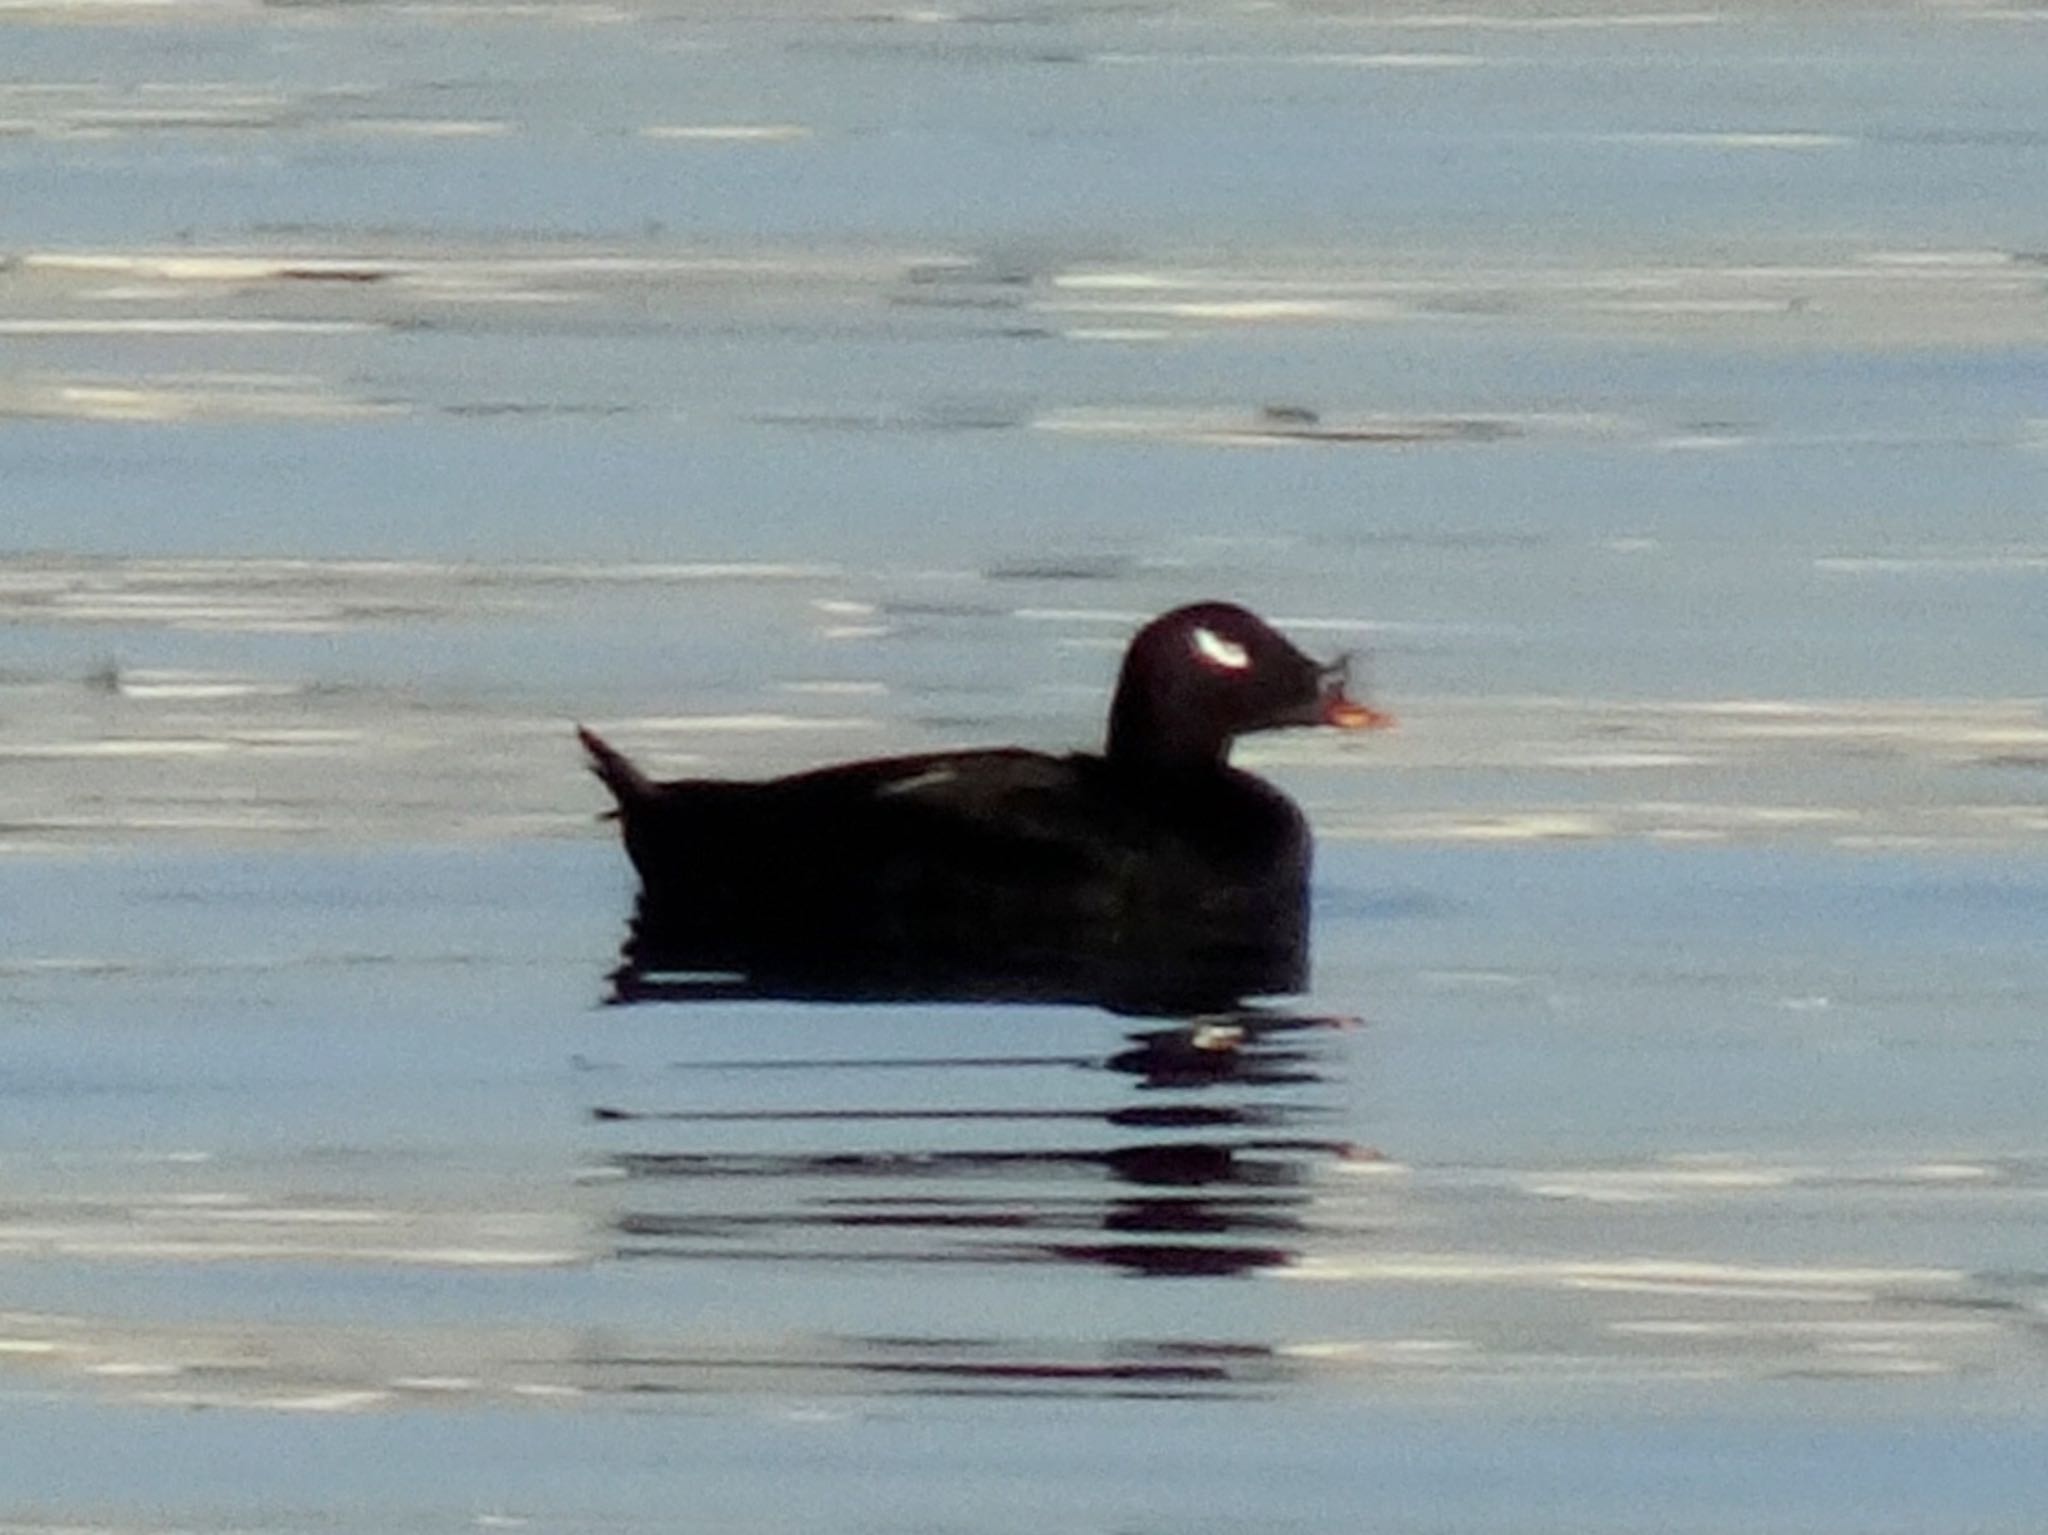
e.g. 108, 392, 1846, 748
4, 0, 2047, 1530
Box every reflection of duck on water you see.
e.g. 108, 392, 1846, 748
580, 602, 1392, 1011
598, 1011, 1367, 1280
1110, 1014, 1334, 1088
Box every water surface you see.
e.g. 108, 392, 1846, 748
3, 0, 2046, 1529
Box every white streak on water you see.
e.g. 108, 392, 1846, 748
1272, 52, 1486, 68
1586, 131, 1853, 150
1062, 327, 1177, 341
1859, 249, 2017, 267
112, 675, 304, 701
0, 740, 235, 759
1286, 1255, 1964, 1291
0, 319, 377, 336
1087, 51, 1485, 68
1612, 1321, 1996, 1338
1039, 298, 1407, 322
618, 714, 881, 733
337, 118, 513, 137
641, 124, 810, 142
1369, 11, 1723, 30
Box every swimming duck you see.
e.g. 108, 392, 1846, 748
579, 602, 1391, 1007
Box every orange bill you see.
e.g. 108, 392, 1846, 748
1322, 693, 1396, 731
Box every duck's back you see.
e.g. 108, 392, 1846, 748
615, 746, 1310, 1002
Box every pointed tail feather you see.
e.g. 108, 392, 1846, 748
577, 725, 652, 812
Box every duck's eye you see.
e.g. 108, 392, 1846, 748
1191, 626, 1252, 672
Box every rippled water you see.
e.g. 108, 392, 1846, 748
4, 0, 2047, 1530
6, 840, 2048, 1527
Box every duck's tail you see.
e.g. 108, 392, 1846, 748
576, 725, 653, 814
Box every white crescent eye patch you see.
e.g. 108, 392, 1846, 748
1192, 626, 1252, 671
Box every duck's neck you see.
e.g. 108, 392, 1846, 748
1105, 684, 1232, 774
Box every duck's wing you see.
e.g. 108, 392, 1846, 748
605, 746, 1119, 896
779, 747, 1110, 832
764, 747, 1137, 890
613, 748, 1118, 972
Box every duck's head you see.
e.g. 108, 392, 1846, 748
1106, 601, 1395, 770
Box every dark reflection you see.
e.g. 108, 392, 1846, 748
589, 905, 1366, 1395
602, 1127, 1350, 1282
575, 1335, 1289, 1402
596, 975, 1359, 1268
610, 895, 1307, 1015
1109, 1015, 1336, 1087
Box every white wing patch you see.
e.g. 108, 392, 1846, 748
1192, 626, 1252, 671
876, 766, 960, 798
